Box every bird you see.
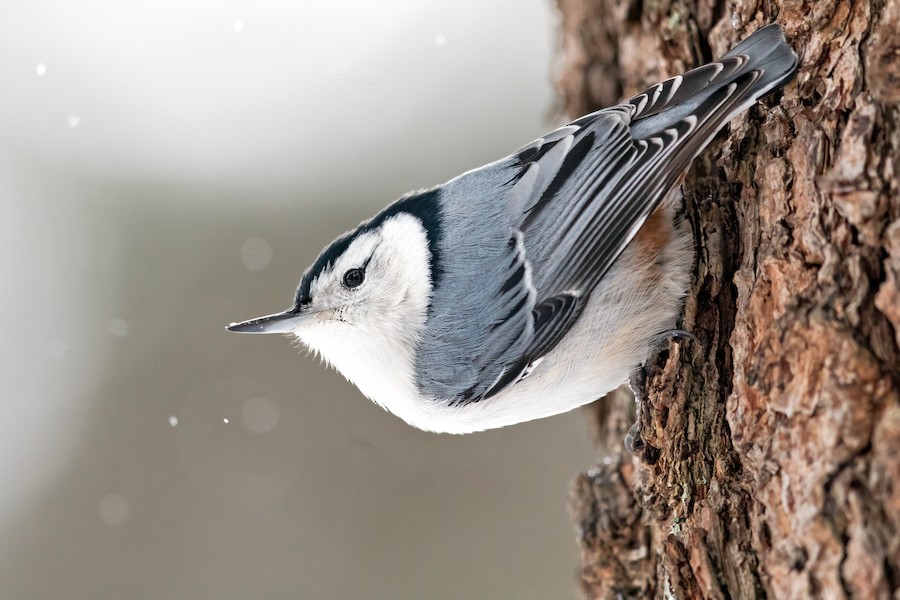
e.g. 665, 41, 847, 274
227, 24, 798, 434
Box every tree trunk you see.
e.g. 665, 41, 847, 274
557, 1, 900, 598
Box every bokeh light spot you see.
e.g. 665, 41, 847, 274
109, 318, 129, 337
242, 396, 280, 434
239, 237, 273, 271
49, 338, 68, 359
99, 493, 130, 526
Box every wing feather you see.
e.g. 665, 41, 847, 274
417, 24, 797, 404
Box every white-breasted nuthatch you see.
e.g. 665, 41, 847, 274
227, 24, 797, 434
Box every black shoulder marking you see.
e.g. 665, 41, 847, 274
293, 188, 444, 308
373, 188, 444, 289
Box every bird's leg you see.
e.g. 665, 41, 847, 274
658, 328, 700, 344
624, 364, 647, 456
626, 328, 700, 458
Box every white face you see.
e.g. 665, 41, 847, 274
292, 213, 434, 409
305, 229, 391, 322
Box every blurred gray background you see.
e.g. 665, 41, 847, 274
1, 1, 598, 598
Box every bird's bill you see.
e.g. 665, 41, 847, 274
226, 308, 308, 334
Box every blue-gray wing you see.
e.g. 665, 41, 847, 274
417, 24, 797, 403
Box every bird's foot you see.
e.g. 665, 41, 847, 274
625, 365, 647, 457
626, 329, 698, 460
658, 328, 700, 344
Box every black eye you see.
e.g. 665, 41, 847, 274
342, 268, 365, 289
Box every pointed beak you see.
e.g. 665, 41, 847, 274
226, 308, 305, 334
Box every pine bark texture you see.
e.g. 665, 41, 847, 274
558, 1, 900, 598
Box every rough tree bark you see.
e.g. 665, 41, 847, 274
557, 1, 900, 598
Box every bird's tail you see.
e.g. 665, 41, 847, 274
626, 23, 798, 144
